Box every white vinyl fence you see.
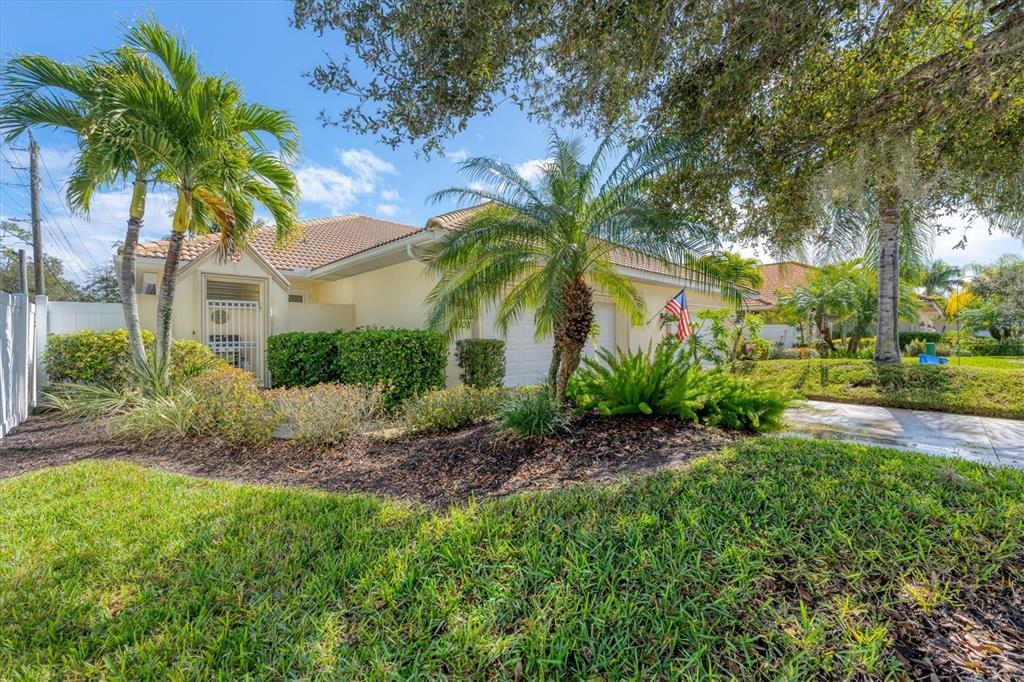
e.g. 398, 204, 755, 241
0, 292, 44, 438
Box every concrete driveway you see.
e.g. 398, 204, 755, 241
784, 400, 1024, 468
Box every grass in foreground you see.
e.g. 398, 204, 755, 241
745, 358, 1024, 418
1, 439, 1022, 679
902, 354, 1024, 371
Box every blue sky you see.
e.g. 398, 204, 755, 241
0, 0, 1020, 282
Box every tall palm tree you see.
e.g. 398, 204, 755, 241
816, 198, 936, 362
117, 19, 300, 377
426, 133, 729, 401
920, 260, 961, 296
1, 48, 165, 370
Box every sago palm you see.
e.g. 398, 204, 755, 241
118, 18, 299, 376
426, 133, 727, 401
0, 46, 168, 370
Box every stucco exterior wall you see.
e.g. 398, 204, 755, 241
314, 259, 436, 329
623, 281, 726, 350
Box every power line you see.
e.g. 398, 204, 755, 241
38, 151, 103, 271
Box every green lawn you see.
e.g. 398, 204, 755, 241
902, 355, 1024, 371
744, 359, 1024, 418
2, 439, 1021, 679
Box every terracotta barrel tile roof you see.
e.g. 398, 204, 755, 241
755, 261, 817, 305
132, 215, 420, 271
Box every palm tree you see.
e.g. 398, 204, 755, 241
704, 252, 763, 292
425, 133, 729, 401
817, 198, 936, 362
117, 19, 300, 377
1, 48, 165, 370
920, 260, 961, 296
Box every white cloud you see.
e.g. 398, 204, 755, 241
295, 147, 397, 216
375, 203, 402, 218
379, 188, 401, 202
515, 158, 552, 184
447, 148, 468, 163
467, 181, 489, 193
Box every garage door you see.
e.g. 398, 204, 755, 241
481, 302, 616, 386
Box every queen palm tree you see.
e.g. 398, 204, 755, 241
704, 252, 763, 291
426, 133, 731, 402
1, 48, 166, 371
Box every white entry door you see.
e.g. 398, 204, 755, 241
481, 302, 616, 386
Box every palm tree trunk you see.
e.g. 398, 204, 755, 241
554, 276, 594, 403
120, 175, 148, 371
154, 190, 192, 383
874, 188, 902, 363
546, 344, 562, 395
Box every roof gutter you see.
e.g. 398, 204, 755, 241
309, 230, 437, 280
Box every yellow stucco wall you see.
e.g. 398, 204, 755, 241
313, 259, 436, 329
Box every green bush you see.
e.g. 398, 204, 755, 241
44, 329, 154, 388
455, 338, 506, 388
961, 336, 1024, 356
569, 344, 789, 431
335, 328, 447, 408
898, 331, 941, 348
44, 329, 219, 389
903, 338, 926, 356
498, 387, 568, 438
270, 383, 382, 446
266, 332, 338, 387
186, 367, 280, 445
268, 328, 448, 408
402, 385, 508, 433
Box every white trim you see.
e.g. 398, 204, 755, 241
309, 230, 436, 280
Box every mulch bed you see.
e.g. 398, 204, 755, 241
895, 563, 1024, 681
0, 412, 735, 507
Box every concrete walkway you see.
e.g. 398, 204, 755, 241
784, 400, 1024, 468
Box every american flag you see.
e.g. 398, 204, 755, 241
665, 289, 693, 341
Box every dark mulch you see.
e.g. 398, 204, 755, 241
0, 412, 735, 507
895, 564, 1024, 682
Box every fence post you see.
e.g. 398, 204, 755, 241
34, 294, 48, 404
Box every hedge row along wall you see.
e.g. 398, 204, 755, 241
267, 328, 447, 407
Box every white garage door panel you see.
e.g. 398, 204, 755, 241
482, 303, 616, 387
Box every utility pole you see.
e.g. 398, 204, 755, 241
18, 249, 29, 295
29, 133, 45, 296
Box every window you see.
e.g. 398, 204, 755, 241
141, 272, 157, 295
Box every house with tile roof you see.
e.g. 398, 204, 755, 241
123, 204, 732, 385
744, 261, 818, 311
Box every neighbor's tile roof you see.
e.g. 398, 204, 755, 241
754, 261, 817, 305
133, 215, 420, 271
428, 203, 695, 280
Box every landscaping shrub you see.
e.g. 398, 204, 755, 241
268, 328, 447, 408
961, 336, 1024, 356
903, 338, 926, 356
402, 384, 507, 433
569, 344, 789, 431
898, 331, 941, 347
455, 338, 506, 388
111, 391, 199, 441
742, 359, 1024, 418
335, 328, 447, 408
186, 367, 279, 445
271, 383, 382, 446
266, 331, 338, 387
498, 386, 567, 438
44, 329, 221, 389
44, 329, 154, 388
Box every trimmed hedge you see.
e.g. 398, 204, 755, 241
742, 359, 1024, 419
43, 329, 221, 389
960, 336, 1024, 356
898, 331, 941, 347
266, 332, 338, 387
268, 328, 448, 408
455, 338, 506, 388
336, 328, 447, 408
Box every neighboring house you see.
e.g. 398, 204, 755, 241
122, 205, 730, 386
902, 294, 950, 334
744, 261, 818, 313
